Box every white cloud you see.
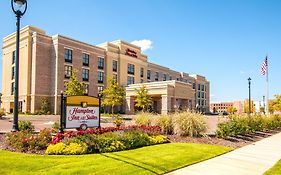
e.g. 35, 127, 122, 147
131, 39, 153, 52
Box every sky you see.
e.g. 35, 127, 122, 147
0, 0, 280, 103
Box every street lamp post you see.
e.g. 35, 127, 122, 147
11, 0, 27, 131
248, 77, 251, 115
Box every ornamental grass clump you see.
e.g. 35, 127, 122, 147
134, 112, 155, 126
173, 111, 207, 137
154, 114, 173, 134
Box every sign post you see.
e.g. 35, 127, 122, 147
59, 91, 66, 133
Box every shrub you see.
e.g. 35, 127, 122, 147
6, 129, 52, 152
134, 112, 154, 126
45, 142, 67, 155
52, 122, 60, 133
50, 129, 168, 155
155, 114, 173, 134
113, 115, 124, 127
148, 135, 169, 144
19, 120, 34, 132
0, 108, 5, 118
216, 114, 281, 138
121, 130, 151, 149
6, 131, 32, 151
63, 143, 88, 155
173, 111, 207, 137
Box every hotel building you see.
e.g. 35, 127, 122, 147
1, 26, 210, 114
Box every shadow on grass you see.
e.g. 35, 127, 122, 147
101, 152, 168, 174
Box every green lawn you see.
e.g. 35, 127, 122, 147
0, 143, 232, 175
264, 160, 281, 175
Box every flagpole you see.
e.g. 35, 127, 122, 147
266, 56, 269, 115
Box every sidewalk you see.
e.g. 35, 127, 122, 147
167, 132, 281, 175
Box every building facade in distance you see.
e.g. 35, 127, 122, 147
1, 26, 210, 114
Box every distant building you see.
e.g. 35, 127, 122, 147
210, 102, 233, 113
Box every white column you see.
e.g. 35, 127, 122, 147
126, 96, 135, 114
161, 95, 171, 114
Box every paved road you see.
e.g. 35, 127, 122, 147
167, 132, 281, 175
0, 114, 225, 133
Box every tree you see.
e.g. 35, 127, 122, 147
227, 106, 237, 114
269, 94, 281, 113
102, 78, 125, 114
135, 85, 152, 112
64, 70, 85, 96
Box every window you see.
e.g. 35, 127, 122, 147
11, 66, 15, 80
127, 63, 135, 75
83, 53, 89, 66
64, 49, 72, 63
12, 51, 16, 64
98, 57, 104, 69
113, 74, 117, 82
127, 76, 134, 85
192, 83, 196, 89
163, 74, 167, 81
82, 69, 89, 81
84, 84, 89, 95
198, 99, 201, 106
198, 84, 201, 91
201, 100, 205, 106
147, 70, 151, 80
141, 79, 144, 83
11, 82, 15, 95
64, 65, 72, 78
98, 71, 104, 83
201, 84, 205, 91
154, 72, 159, 81
170, 76, 172, 80
197, 92, 200, 98
140, 67, 144, 78
201, 92, 205, 98
113, 60, 118, 72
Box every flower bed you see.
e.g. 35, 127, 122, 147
46, 126, 167, 155
51, 125, 161, 144
5, 125, 165, 155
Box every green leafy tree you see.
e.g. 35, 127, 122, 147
64, 70, 85, 96
135, 85, 152, 112
101, 78, 125, 114
227, 106, 237, 114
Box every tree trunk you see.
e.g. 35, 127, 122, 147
111, 105, 114, 114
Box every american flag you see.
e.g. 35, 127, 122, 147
260, 56, 268, 75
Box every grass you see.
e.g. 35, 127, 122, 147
0, 143, 232, 175
264, 160, 281, 175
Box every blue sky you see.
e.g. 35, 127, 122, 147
0, 0, 280, 102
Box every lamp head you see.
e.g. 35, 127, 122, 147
14, 0, 26, 7
11, 0, 27, 16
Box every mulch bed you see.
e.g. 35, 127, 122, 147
168, 128, 281, 149
168, 135, 249, 148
